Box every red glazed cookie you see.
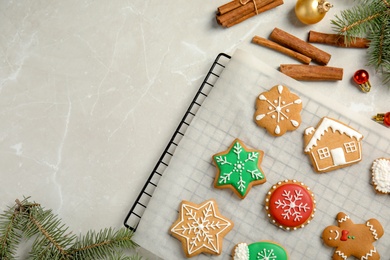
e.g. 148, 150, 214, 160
254, 84, 302, 137
265, 180, 316, 231
170, 199, 234, 258
322, 212, 384, 260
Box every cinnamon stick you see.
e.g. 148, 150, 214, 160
225, 0, 283, 27
308, 31, 370, 48
270, 27, 331, 65
217, 0, 275, 26
252, 36, 311, 64
217, 1, 242, 15
280, 64, 343, 81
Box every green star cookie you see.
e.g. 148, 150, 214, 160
212, 139, 266, 199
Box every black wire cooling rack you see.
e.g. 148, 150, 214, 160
124, 53, 231, 231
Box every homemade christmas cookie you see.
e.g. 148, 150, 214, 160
233, 241, 289, 260
212, 139, 266, 199
170, 199, 233, 258
304, 117, 364, 173
322, 212, 384, 260
265, 180, 316, 230
371, 158, 390, 194
254, 84, 302, 137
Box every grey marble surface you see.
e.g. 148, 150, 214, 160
1, 0, 388, 259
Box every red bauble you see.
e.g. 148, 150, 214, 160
353, 69, 369, 84
384, 112, 390, 127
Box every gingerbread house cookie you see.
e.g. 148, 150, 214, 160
371, 158, 390, 194
322, 212, 384, 260
170, 199, 233, 258
304, 117, 363, 173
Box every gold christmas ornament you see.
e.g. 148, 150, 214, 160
295, 0, 333, 24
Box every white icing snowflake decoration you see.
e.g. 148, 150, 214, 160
275, 189, 310, 221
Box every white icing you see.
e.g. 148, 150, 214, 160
275, 125, 280, 134
338, 214, 350, 223
305, 127, 315, 135
259, 94, 266, 100
274, 188, 311, 221
170, 201, 232, 255
366, 221, 379, 240
372, 159, 390, 193
233, 243, 249, 260
328, 229, 339, 240
294, 99, 302, 104
304, 117, 363, 152
291, 120, 299, 127
361, 248, 377, 260
277, 84, 283, 94
335, 250, 347, 260
256, 114, 265, 121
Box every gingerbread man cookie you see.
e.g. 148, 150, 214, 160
322, 212, 384, 260
254, 84, 302, 137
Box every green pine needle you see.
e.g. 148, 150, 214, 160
331, 0, 390, 84
0, 197, 139, 260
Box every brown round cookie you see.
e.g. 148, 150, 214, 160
254, 84, 302, 137
371, 157, 390, 194
265, 179, 316, 231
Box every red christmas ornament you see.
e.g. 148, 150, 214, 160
373, 112, 390, 128
384, 112, 390, 127
353, 69, 371, 92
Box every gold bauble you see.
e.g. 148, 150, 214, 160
295, 0, 332, 24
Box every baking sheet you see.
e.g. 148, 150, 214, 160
133, 49, 390, 259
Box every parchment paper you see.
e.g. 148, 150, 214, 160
133, 49, 390, 259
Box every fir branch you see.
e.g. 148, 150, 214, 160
0, 197, 139, 259
0, 198, 40, 259
69, 228, 137, 260
331, 0, 390, 84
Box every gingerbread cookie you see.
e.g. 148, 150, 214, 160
371, 158, 390, 194
212, 139, 266, 199
304, 117, 364, 173
254, 84, 302, 137
233, 241, 289, 260
265, 180, 316, 230
322, 212, 384, 260
170, 199, 233, 258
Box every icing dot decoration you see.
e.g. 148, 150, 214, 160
265, 180, 316, 230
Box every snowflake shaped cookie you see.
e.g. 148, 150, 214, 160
170, 199, 233, 258
254, 85, 302, 136
233, 241, 289, 260
212, 139, 266, 199
371, 158, 390, 194
265, 180, 316, 230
